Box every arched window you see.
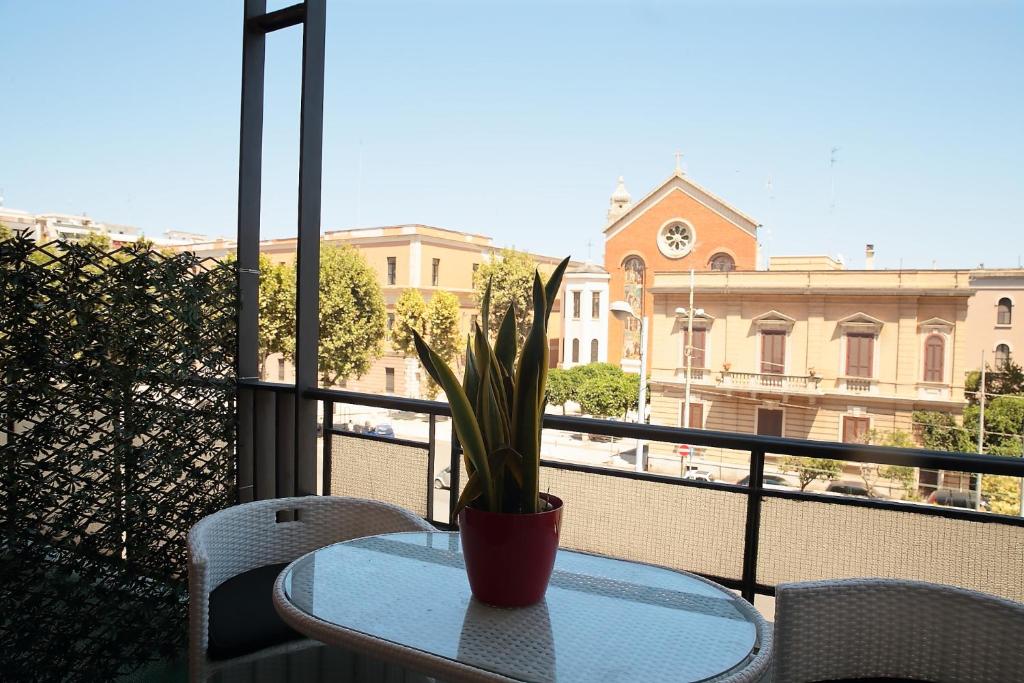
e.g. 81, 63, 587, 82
590, 339, 599, 363
997, 298, 1013, 326
571, 338, 580, 363
923, 334, 945, 382
708, 253, 735, 272
622, 256, 645, 359
994, 343, 1011, 368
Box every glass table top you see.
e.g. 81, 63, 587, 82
282, 532, 759, 683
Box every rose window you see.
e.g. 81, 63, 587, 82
657, 221, 695, 258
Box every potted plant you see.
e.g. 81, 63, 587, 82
413, 257, 569, 607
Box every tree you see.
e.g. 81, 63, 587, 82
546, 368, 574, 414
391, 288, 427, 357
473, 248, 550, 342
966, 359, 1024, 405
423, 290, 461, 399
914, 410, 974, 453
862, 429, 918, 498
257, 254, 295, 379
568, 362, 639, 419
780, 456, 843, 491
965, 396, 1024, 456
314, 243, 386, 386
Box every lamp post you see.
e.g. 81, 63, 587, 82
674, 269, 703, 474
610, 300, 648, 473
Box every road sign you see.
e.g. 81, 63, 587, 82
677, 444, 690, 459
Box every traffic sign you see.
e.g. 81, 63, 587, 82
677, 444, 690, 458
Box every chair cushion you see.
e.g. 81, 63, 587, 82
207, 562, 302, 660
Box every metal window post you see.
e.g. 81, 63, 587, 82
294, 0, 326, 496
237, 1, 326, 498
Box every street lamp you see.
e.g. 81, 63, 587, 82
610, 300, 648, 473
672, 269, 702, 475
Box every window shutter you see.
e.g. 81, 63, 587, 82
924, 335, 944, 382
846, 334, 874, 378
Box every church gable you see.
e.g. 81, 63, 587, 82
604, 172, 759, 240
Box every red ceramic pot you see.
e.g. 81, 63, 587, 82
458, 493, 563, 607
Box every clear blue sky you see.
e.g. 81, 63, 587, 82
3, 1, 1022, 269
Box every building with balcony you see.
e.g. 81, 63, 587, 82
646, 267, 973, 478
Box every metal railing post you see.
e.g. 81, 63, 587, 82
426, 414, 436, 521
321, 400, 333, 495
449, 433, 462, 526
741, 448, 766, 603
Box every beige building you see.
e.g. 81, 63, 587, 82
0, 206, 211, 248
181, 224, 569, 396
965, 269, 1022, 371
646, 265, 973, 491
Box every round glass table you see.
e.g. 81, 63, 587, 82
273, 532, 770, 682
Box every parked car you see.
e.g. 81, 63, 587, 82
927, 488, 987, 511
434, 465, 451, 490
372, 424, 395, 438
682, 468, 715, 483
825, 481, 871, 497
736, 473, 794, 489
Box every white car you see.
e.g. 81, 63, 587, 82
682, 468, 715, 482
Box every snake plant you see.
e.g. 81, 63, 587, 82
413, 256, 570, 515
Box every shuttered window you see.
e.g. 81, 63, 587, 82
684, 328, 707, 368
846, 333, 874, 378
842, 416, 870, 443
761, 331, 785, 374
923, 334, 944, 382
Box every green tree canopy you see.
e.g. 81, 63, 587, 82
423, 290, 462, 399
392, 288, 427, 357
427, 290, 461, 364
257, 254, 295, 378
780, 456, 843, 491
315, 243, 386, 386
473, 248, 550, 342
966, 359, 1024, 404
568, 362, 639, 419
545, 368, 573, 414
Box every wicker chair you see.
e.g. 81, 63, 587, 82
188, 496, 435, 682
773, 578, 1024, 683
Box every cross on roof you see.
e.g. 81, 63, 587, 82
674, 151, 684, 174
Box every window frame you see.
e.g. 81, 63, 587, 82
923, 333, 945, 383
591, 291, 600, 319
760, 330, 786, 375
571, 338, 580, 363
431, 258, 440, 287
572, 290, 581, 319
845, 332, 875, 379
590, 338, 599, 363
386, 256, 397, 286
997, 297, 1013, 326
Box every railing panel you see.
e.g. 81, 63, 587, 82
757, 496, 1024, 602
539, 467, 748, 582
328, 433, 429, 518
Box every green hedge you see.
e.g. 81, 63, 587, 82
0, 234, 237, 681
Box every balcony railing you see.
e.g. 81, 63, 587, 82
839, 376, 878, 394
719, 370, 822, 391
240, 379, 1024, 607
